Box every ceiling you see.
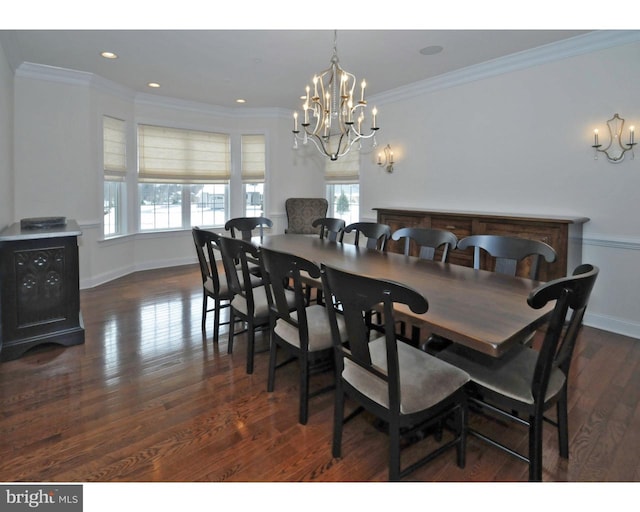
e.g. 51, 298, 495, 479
0, 29, 593, 110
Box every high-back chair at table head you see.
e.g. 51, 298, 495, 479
284, 198, 328, 235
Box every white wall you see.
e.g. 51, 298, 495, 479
361, 37, 640, 338
4, 33, 640, 339
0, 40, 13, 229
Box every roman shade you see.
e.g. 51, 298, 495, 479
241, 134, 266, 183
103, 116, 126, 178
138, 124, 231, 183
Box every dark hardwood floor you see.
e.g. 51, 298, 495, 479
1, 264, 639, 484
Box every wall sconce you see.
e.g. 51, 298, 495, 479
592, 113, 636, 163
377, 144, 394, 173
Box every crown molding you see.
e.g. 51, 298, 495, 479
371, 30, 640, 105
15, 30, 640, 117
134, 92, 286, 119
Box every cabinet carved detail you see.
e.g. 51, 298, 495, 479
15, 248, 66, 326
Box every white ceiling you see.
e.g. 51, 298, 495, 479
0, 29, 593, 110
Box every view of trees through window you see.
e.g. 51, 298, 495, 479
327, 183, 359, 225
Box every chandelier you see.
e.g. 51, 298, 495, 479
292, 30, 379, 161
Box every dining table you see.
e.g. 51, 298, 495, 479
256, 234, 554, 358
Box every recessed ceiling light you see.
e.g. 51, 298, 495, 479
147, 82, 160, 88
419, 45, 443, 56
100, 51, 118, 59
236, 99, 246, 104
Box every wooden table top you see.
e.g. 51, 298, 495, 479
258, 234, 553, 357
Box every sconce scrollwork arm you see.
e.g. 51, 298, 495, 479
592, 113, 636, 163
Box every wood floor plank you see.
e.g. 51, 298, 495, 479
0, 264, 638, 483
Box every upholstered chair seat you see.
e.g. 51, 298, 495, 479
343, 335, 469, 415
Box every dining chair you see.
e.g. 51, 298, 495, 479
390, 227, 459, 345
321, 263, 470, 481
225, 216, 273, 241
424, 234, 558, 354
436, 263, 599, 481
312, 217, 346, 242
457, 234, 557, 280
391, 227, 458, 261
292, 217, 347, 306
343, 222, 392, 251
261, 247, 348, 424
216, 235, 294, 374
191, 227, 233, 344
284, 198, 328, 235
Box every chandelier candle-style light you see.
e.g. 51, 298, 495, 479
292, 31, 379, 161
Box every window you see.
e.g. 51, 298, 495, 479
137, 124, 231, 230
241, 134, 266, 217
103, 116, 127, 237
325, 147, 359, 225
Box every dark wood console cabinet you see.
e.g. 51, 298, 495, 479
375, 207, 589, 281
0, 220, 84, 361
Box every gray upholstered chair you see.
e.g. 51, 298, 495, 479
284, 198, 328, 235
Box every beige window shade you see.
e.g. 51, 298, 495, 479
241, 134, 266, 183
324, 145, 360, 182
138, 124, 231, 183
104, 116, 127, 177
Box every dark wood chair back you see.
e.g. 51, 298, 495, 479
225, 216, 273, 241
529, 263, 599, 401
261, 247, 320, 349
312, 217, 346, 242
192, 227, 223, 293
343, 222, 391, 250
391, 227, 458, 261
457, 234, 557, 280
321, 263, 469, 480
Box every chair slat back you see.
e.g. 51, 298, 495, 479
322, 264, 429, 408
391, 227, 458, 262
225, 216, 273, 241
457, 234, 557, 280
528, 264, 598, 403
344, 222, 392, 251
261, 247, 321, 349
216, 235, 260, 306
312, 217, 346, 242
192, 227, 223, 293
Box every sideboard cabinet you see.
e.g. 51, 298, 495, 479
0, 220, 84, 361
375, 207, 589, 281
